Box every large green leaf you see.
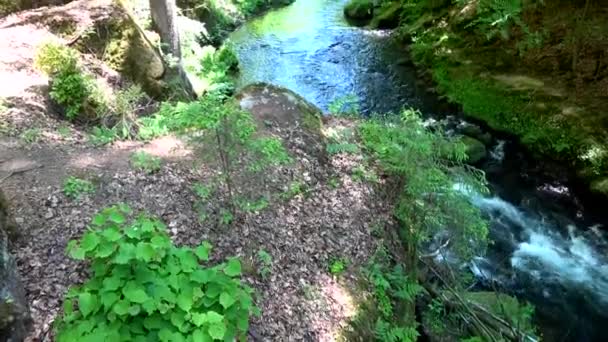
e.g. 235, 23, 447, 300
102, 227, 122, 242
208, 322, 226, 341
113, 299, 130, 316
177, 249, 198, 273
115, 242, 136, 264
95, 242, 116, 258
136, 242, 156, 262
102, 275, 122, 291
219, 292, 235, 309
101, 292, 119, 311
191, 312, 207, 327
78, 292, 97, 318
193, 328, 212, 342
81, 232, 100, 252
195, 242, 212, 261
191, 269, 211, 284
67, 240, 85, 260
223, 259, 241, 277
109, 210, 126, 224
176, 291, 193, 312
123, 281, 150, 304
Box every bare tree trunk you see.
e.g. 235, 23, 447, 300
149, 0, 181, 58
149, 0, 196, 98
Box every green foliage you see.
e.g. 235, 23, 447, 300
57, 125, 72, 138
326, 142, 360, 155
88, 126, 117, 146
50, 67, 95, 120
99, 85, 149, 140
466, 0, 525, 40
0, 0, 19, 16
281, 181, 305, 200
328, 257, 348, 276
236, 196, 269, 213
63, 176, 95, 200
347, 247, 422, 342
431, 64, 581, 157
161, 94, 292, 216
57, 205, 258, 341
359, 109, 488, 264
193, 183, 214, 200
131, 151, 162, 174
35, 42, 79, 76
328, 94, 359, 117
36, 42, 95, 120
20, 128, 41, 144
255, 249, 272, 280
190, 45, 240, 96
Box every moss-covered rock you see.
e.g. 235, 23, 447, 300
235, 83, 326, 161
590, 177, 608, 196
74, 4, 165, 97
461, 135, 487, 164
370, 2, 401, 29
344, 0, 374, 24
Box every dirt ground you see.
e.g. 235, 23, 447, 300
0, 2, 390, 341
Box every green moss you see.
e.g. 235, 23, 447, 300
430, 63, 583, 160
370, 2, 402, 29
300, 105, 323, 134
344, 0, 374, 23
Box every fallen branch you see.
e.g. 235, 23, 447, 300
419, 257, 538, 342
0, 163, 42, 183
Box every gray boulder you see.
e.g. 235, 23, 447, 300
0, 190, 30, 341
461, 136, 487, 164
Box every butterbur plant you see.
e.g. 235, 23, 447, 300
57, 204, 259, 341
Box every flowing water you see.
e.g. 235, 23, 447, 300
229, 1, 608, 340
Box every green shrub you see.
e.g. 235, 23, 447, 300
57, 204, 258, 341
63, 176, 95, 200
35, 42, 95, 120
328, 257, 348, 276
35, 42, 79, 76
50, 67, 94, 120
20, 128, 41, 144
131, 151, 162, 174
89, 126, 117, 146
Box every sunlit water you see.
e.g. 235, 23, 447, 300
229, 1, 608, 340
229, 0, 427, 115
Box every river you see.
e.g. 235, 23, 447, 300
228, 1, 608, 340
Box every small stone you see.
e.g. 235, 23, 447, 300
15, 217, 24, 224
44, 209, 54, 219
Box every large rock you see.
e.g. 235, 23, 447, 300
73, 2, 165, 97
0, 190, 30, 341
344, 0, 374, 24
370, 2, 402, 29
461, 135, 487, 164
235, 83, 326, 162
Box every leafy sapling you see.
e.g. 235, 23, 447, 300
328, 257, 348, 276
63, 176, 95, 200
256, 249, 273, 280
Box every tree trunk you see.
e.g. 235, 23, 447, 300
149, 0, 181, 58
149, 0, 196, 98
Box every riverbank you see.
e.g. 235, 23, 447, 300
353, 0, 608, 197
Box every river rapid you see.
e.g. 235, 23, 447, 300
228, 1, 608, 340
